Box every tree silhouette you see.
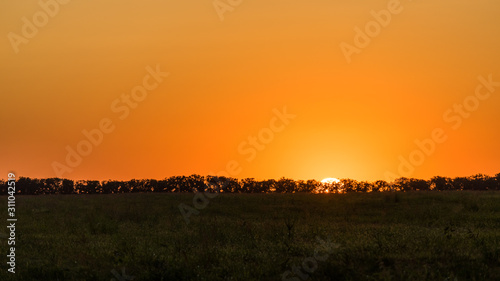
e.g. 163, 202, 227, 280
373, 180, 390, 192
430, 176, 453, 191
62, 179, 74, 194
275, 178, 296, 193
4, 172, 500, 195
340, 179, 357, 193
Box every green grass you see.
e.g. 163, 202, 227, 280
1, 191, 500, 280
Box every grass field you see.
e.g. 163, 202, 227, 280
1, 191, 500, 280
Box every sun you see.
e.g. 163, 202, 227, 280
316, 178, 341, 194
321, 178, 340, 184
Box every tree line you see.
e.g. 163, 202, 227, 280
1, 173, 500, 195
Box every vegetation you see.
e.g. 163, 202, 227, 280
1, 191, 500, 280
2, 173, 500, 195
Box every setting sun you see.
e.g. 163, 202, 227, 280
321, 178, 341, 184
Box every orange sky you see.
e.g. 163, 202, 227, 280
1, 0, 499, 182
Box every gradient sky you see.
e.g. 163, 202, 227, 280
1, 0, 499, 181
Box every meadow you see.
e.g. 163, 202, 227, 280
1, 191, 500, 280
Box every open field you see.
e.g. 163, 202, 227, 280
1, 191, 500, 280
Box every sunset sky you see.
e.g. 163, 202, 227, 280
1, 0, 499, 182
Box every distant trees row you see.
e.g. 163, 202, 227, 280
1, 173, 500, 195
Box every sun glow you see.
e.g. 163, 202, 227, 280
314, 178, 342, 194
321, 178, 340, 184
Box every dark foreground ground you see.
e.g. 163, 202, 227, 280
1, 191, 500, 280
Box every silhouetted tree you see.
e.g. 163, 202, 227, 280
185, 175, 205, 192
42, 178, 62, 194
469, 174, 491, 190
245, 178, 268, 193
452, 177, 469, 191
261, 179, 277, 193
0, 179, 5, 194
305, 180, 321, 193
165, 176, 184, 192
251, 179, 268, 193
393, 178, 411, 191
62, 179, 74, 194
7, 172, 500, 195
296, 180, 316, 193
225, 177, 241, 193
373, 180, 390, 192
17, 177, 39, 194
88, 180, 101, 194
74, 180, 100, 194
241, 178, 257, 193
430, 176, 453, 191
341, 179, 357, 193
102, 180, 122, 194
205, 175, 232, 193
408, 178, 429, 191
156, 179, 169, 192
275, 178, 296, 193
146, 179, 158, 192
357, 181, 371, 192
127, 179, 140, 192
